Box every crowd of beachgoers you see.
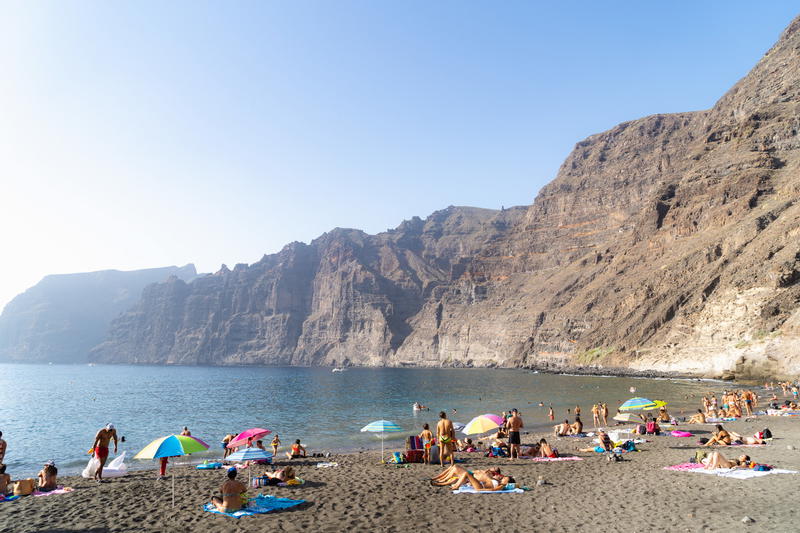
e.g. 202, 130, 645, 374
2, 379, 800, 530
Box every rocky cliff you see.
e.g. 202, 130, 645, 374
92, 15, 800, 378
0, 265, 197, 363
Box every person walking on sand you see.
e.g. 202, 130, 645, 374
436, 411, 456, 467
222, 434, 234, 459
507, 409, 523, 460
91, 423, 118, 482
591, 403, 601, 428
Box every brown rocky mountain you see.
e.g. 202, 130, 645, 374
91, 16, 800, 379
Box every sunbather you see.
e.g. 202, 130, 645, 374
431, 465, 500, 487
569, 417, 583, 435
538, 438, 557, 458
210, 467, 247, 513
37, 461, 58, 492
261, 466, 296, 485
286, 440, 307, 459
687, 410, 706, 424
448, 470, 515, 491
0, 465, 10, 495
702, 451, 751, 470
554, 420, 570, 437
705, 425, 732, 446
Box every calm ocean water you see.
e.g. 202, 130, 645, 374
0, 364, 730, 476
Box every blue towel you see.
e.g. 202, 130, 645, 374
203, 494, 304, 518
0, 495, 20, 503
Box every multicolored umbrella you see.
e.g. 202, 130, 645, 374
613, 412, 644, 424
227, 428, 272, 449
462, 414, 504, 435
619, 398, 658, 411
226, 447, 272, 463
133, 434, 210, 507
360, 420, 403, 462
133, 434, 209, 459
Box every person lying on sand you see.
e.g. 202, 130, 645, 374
431, 466, 512, 491
705, 425, 732, 446
37, 461, 58, 492
727, 431, 766, 445
286, 440, 307, 459
448, 470, 515, 491
687, 410, 706, 424
553, 420, 570, 437
211, 468, 247, 513
261, 466, 296, 485
702, 451, 751, 470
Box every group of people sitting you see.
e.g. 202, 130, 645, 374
0, 461, 58, 497
553, 417, 583, 437
210, 465, 298, 513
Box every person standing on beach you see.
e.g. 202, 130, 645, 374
591, 404, 601, 428
548, 405, 554, 422
507, 409, 523, 460
601, 403, 609, 426
271, 434, 281, 457
91, 423, 118, 482
222, 434, 234, 459
419, 424, 434, 465
436, 411, 456, 467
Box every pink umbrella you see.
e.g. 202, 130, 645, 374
227, 428, 272, 449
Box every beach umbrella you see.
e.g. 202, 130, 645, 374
619, 398, 658, 411
226, 447, 273, 485
134, 434, 210, 459
452, 422, 466, 433
134, 435, 210, 507
462, 414, 504, 435
360, 420, 403, 462
643, 400, 668, 411
226, 447, 272, 463
613, 412, 644, 424
227, 428, 272, 449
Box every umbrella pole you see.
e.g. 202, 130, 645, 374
171, 472, 175, 508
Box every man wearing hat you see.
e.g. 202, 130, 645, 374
91, 423, 118, 482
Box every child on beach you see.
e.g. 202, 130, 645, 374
271, 434, 281, 457
419, 424, 433, 464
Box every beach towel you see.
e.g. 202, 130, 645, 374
530, 456, 582, 462
33, 486, 74, 497
315, 462, 338, 468
278, 477, 305, 487
452, 485, 525, 494
203, 494, 305, 518
197, 462, 223, 470
0, 495, 20, 503
664, 463, 797, 479
671, 431, 693, 437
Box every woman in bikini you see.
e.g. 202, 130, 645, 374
211, 468, 248, 512
538, 438, 557, 458
37, 461, 58, 492
703, 452, 751, 470
705, 425, 732, 446
448, 469, 515, 491
285, 439, 307, 459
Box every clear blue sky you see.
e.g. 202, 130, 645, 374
1, 1, 798, 309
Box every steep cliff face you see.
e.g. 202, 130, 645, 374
93, 15, 800, 378
0, 264, 197, 363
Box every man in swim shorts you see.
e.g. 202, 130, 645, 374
507, 409, 523, 460
436, 411, 456, 467
91, 423, 118, 482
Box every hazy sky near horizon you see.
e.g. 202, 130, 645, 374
2, 1, 798, 310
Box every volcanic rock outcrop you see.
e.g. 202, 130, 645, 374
87, 15, 800, 378
0, 265, 197, 363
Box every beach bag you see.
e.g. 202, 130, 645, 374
753, 464, 772, 471
389, 452, 406, 464
405, 449, 424, 463
763, 428, 772, 439
406, 436, 422, 450
13, 479, 35, 496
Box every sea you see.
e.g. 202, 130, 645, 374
0, 363, 734, 476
